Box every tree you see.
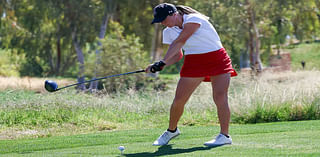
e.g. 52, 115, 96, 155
269, 0, 293, 55
291, 0, 320, 41
90, 0, 117, 91
3, 0, 78, 76
87, 21, 148, 92
150, 0, 164, 63
245, 0, 262, 72
2, 0, 320, 80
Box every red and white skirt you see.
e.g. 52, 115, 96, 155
180, 48, 237, 82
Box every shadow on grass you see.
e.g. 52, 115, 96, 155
124, 145, 221, 157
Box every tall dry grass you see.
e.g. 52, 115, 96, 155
0, 70, 319, 139
229, 70, 320, 123
0, 76, 73, 92
177, 70, 320, 123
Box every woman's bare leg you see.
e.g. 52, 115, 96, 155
210, 73, 231, 135
168, 77, 204, 130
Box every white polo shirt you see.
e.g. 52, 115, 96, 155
162, 13, 223, 55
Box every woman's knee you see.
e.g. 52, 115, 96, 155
213, 90, 228, 104
172, 97, 188, 107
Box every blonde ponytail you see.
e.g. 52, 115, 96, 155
176, 5, 210, 20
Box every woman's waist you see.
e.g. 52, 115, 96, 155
183, 48, 229, 63
183, 46, 223, 55
184, 48, 226, 56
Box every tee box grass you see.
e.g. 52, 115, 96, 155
1, 120, 319, 156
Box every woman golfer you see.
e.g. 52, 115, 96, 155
146, 3, 237, 147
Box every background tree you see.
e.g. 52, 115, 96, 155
245, 0, 263, 72
291, 0, 320, 42
1, 0, 320, 84
85, 21, 149, 92
269, 0, 293, 55
90, 0, 117, 91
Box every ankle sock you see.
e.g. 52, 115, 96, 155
221, 133, 230, 138
167, 128, 177, 133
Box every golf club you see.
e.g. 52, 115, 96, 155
44, 69, 145, 92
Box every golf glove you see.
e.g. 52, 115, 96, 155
150, 61, 166, 73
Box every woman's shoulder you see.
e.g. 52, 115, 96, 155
184, 13, 206, 21
183, 13, 207, 26
163, 26, 181, 33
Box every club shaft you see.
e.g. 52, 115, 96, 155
56, 69, 145, 91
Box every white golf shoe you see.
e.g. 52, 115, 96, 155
153, 128, 180, 146
204, 133, 232, 147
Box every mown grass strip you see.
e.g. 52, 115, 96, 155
1, 120, 320, 156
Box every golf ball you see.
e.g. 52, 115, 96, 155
118, 146, 125, 151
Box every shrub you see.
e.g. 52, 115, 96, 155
0, 49, 25, 77
85, 21, 166, 92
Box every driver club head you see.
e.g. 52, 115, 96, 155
45, 80, 58, 92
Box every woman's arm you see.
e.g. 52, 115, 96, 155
145, 23, 200, 73
162, 23, 200, 64
163, 49, 183, 66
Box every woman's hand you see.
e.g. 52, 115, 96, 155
145, 64, 153, 73
145, 61, 166, 73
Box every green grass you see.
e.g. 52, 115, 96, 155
1, 70, 320, 139
285, 42, 320, 70
0, 89, 218, 139
0, 44, 320, 156
0, 120, 319, 156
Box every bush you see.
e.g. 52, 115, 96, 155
0, 49, 25, 77
85, 21, 166, 92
